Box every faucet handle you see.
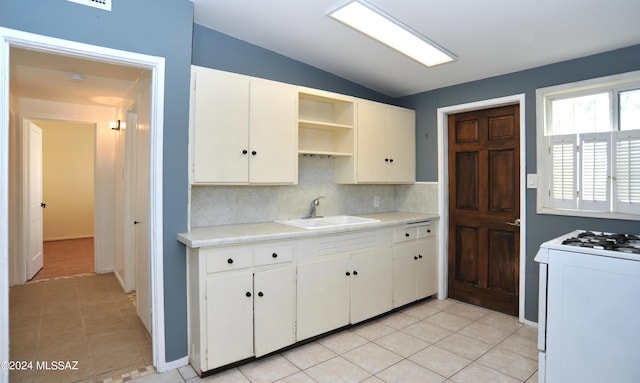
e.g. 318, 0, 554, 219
312, 196, 325, 206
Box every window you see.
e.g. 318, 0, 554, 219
537, 71, 640, 219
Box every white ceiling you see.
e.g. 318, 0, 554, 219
9, 1, 640, 107
193, 0, 640, 97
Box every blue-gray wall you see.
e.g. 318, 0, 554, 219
193, 24, 393, 104
397, 44, 640, 321
1, 0, 193, 362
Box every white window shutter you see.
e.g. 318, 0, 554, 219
579, 133, 610, 211
548, 134, 577, 209
613, 130, 640, 214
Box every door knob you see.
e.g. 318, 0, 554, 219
506, 218, 521, 227
40, 202, 47, 208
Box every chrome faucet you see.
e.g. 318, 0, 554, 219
304, 196, 325, 219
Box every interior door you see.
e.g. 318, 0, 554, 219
27, 121, 44, 280
447, 104, 520, 315
132, 106, 151, 333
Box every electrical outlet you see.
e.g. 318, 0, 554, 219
373, 196, 380, 208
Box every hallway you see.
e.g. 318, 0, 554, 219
9, 273, 152, 382
32, 238, 94, 281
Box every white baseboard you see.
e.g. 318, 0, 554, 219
159, 356, 189, 373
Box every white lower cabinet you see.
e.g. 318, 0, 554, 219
254, 266, 296, 357
393, 225, 438, 308
188, 222, 437, 375
350, 248, 394, 323
296, 256, 351, 341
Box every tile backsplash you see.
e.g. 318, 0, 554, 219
190, 156, 438, 227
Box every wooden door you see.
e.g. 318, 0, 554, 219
448, 104, 520, 315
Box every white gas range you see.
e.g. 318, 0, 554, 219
535, 230, 640, 383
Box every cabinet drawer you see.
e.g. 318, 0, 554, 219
417, 224, 435, 239
395, 227, 417, 243
203, 246, 253, 273
254, 243, 293, 266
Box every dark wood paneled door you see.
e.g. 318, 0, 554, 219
448, 104, 520, 315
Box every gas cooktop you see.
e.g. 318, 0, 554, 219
561, 231, 640, 254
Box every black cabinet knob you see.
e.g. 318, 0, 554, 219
418, 254, 423, 259
405, 233, 410, 237
272, 252, 278, 258
242, 149, 248, 154
258, 292, 264, 297
251, 150, 257, 155
385, 158, 389, 162
414, 256, 418, 260
353, 270, 358, 276
427, 229, 431, 233
227, 258, 234, 264
245, 292, 251, 297
345, 271, 351, 276
389, 159, 394, 163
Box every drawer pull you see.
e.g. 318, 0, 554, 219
227, 258, 234, 264
245, 291, 251, 297
258, 292, 264, 297
405, 233, 410, 237
272, 252, 278, 258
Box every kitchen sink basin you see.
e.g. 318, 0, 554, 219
274, 215, 381, 230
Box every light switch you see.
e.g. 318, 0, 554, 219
527, 174, 537, 189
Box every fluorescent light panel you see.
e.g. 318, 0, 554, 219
328, 0, 455, 67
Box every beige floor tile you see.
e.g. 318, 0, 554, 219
342, 342, 403, 374
450, 362, 520, 383
198, 368, 250, 383
282, 342, 337, 370
409, 346, 471, 378
401, 302, 440, 320
457, 322, 511, 346
351, 321, 396, 341
424, 311, 473, 332
435, 333, 493, 360
305, 357, 371, 383
423, 298, 458, 311
377, 311, 420, 329
444, 302, 489, 321
361, 376, 385, 383
238, 354, 300, 383
376, 359, 446, 383
317, 331, 368, 355
498, 334, 538, 361
514, 325, 538, 341
178, 365, 198, 380
526, 370, 539, 382
477, 348, 537, 381
374, 331, 429, 357
401, 321, 452, 344
126, 370, 186, 383
274, 371, 317, 383
476, 311, 522, 333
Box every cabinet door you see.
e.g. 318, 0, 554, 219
357, 101, 387, 183
192, 68, 250, 183
386, 107, 416, 183
393, 241, 419, 307
416, 238, 438, 299
254, 266, 296, 357
249, 79, 298, 184
296, 257, 351, 341
206, 272, 254, 369
350, 248, 393, 323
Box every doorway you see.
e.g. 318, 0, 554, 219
436, 94, 526, 322
31, 119, 96, 281
447, 104, 520, 315
0, 27, 168, 375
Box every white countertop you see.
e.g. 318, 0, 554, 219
177, 211, 439, 248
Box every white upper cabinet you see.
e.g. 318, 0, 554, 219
190, 66, 298, 184
352, 100, 416, 184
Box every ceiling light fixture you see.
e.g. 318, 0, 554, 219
327, 0, 455, 67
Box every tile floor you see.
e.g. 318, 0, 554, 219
9, 273, 153, 383
130, 298, 539, 383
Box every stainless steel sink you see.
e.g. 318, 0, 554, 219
274, 215, 380, 230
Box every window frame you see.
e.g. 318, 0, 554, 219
536, 70, 640, 221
